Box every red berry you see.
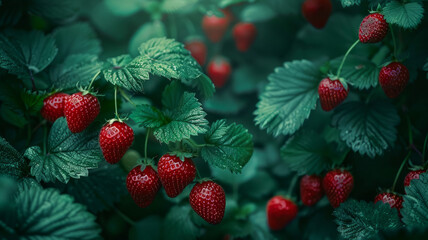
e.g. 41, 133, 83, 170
379, 62, 409, 98
318, 78, 349, 111
359, 13, 388, 43
374, 192, 403, 216
157, 154, 196, 198
404, 170, 426, 187
207, 57, 231, 88
126, 165, 161, 208
41, 93, 69, 122
202, 9, 231, 43
323, 169, 354, 208
185, 40, 207, 66
300, 175, 323, 206
266, 196, 298, 230
232, 22, 257, 52
189, 181, 226, 224
99, 121, 134, 164
301, 0, 332, 29
64, 92, 100, 133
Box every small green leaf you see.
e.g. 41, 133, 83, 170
0, 137, 25, 179
25, 118, 102, 183
340, 0, 361, 7
383, 1, 425, 29
254, 60, 320, 136
402, 172, 428, 230
129, 21, 166, 56
201, 119, 253, 173
28, 0, 80, 23
332, 100, 400, 158
162, 205, 199, 240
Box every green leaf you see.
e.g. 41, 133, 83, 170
332, 100, 400, 158
0, 180, 101, 239
105, 0, 144, 16
0, 30, 58, 79
130, 104, 167, 129
103, 54, 149, 92
330, 55, 380, 90
203, 90, 245, 114
254, 60, 320, 137
129, 21, 166, 56
160, 0, 198, 13
281, 131, 346, 175
402, 172, 428, 230
241, 171, 277, 199
240, 3, 277, 22
24, 118, 102, 183
162, 205, 199, 240
340, 0, 361, 7
333, 200, 402, 240
201, 119, 253, 173
20, 90, 48, 115
0, 137, 25, 179
181, 73, 215, 99
28, 0, 80, 23
383, 1, 425, 29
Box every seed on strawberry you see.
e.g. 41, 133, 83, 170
207, 57, 231, 88
202, 9, 232, 43
41, 93, 69, 122
359, 13, 388, 43
300, 175, 323, 206
374, 192, 403, 216
99, 121, 134, 164
323, 169, 354, 208
157, 154, 196, 198
301, 0, 332, 29
126, 165, 161, 208
379, 62, 409, 98
232, 22, 257, 52
266, 196, 298, 230
185, 40, 207, 66
189, 180, 226, 224
318, 78, 349, 111
64, 92, 100, 133
404, 169, 426, 187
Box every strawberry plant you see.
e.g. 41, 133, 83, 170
0, 0, 427, 239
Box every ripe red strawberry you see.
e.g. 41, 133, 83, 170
404, 170, 426, 187
379, 62, 409, 98
300, 175, 323, 206
266, 196, 298, 230
374, 192, 403, 216
41, 93, 69, 122
323, 169, 354, 208
202, 9, 232, 43
189, 181, 226, 224
126, 165, 161, 208
359, 13, 388, 43
99, 121, 134, 164
318, 78, 349, 111
185, 40, 207, 66
301, 0, 332, 29
157, 154, 196, 198
207, 57, 231, 88
64, 92, 100, 133
232, 22, 257, 52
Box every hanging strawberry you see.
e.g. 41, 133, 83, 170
189, 180, 226, 224
318, 78, 349, 111
266, 195, 298, 230
64, 92, 100, 133
379, 62, 409, 98
207, 57, 232, 88
232, 22, 257, 52
300, 175, 324, 206
202, 9, 232, 43
99, 121, 134, 164
323, 169, 354, 208
41, 92, 69, 122
359, 13, 388, 43
185, 40, 207, 66
126, 165, 161, 208
301, 0, 332, 29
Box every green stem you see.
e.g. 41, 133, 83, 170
144, 128, 150, 160
392, 152, 411, 191
390, 25, 398, 60
118, 88, 136, 106
114, 86, 119, 120
422, 134, 428, 163
336, 40, 360, 79
184, 138, 207, 149
286, 175, 299, 196
87, 70, 101, 91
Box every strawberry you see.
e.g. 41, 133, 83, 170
99, 121, 134, 164
318, 78, 349, 111
374, 192, 403, 216
323, 169, 354, 208
301, 0, 332, 29
300, 175, 323, 206
126, 165, 161, 208
185, 40, 207, 66
41, 93, 69, 122
207, 57, 231, 88
232, 22, 257, 52
64, 92, 100, 133
359, 13, 388, 43
266, 196, 298, 230
404, 169, 426, 187
157, 154, 196, 198
379, 62, 409, 98
189, 180, 226, 224
202, 9, 232, 43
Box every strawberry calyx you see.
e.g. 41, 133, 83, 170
196, 177, 213, 184
134, 158, 157, 172
327, 74, 349, 91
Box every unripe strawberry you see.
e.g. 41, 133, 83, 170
301, 0, 332, 29
359, 13, 388, 43
189, 181, 226, 224
207, 57, 231, 88
232, 22, 257, 52
374, 192, 403, 216
64, 92, 100, 133
404, 170, 426, 187
323, 169, 354, 208
41, 93, 69, 122
300, 175, 323, 206
318, 78, 348, 111
99, 121, 134, 164
126, 165, 161, 208
185, 40, 207, 66
266, 196, 298, 230
379, 62, 409, 98
202, 9, 232, 43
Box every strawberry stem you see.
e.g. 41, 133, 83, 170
389, 25, 398, 60
144, 128, 150, 160
392, 152, 411, 191
336, 39, 360, 79
286, 174, 299, 196
114, 85, 120, 120
118, 88, 136, 106
87, 70, 101, 91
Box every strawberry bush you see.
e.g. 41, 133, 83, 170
0, 0, 427, 239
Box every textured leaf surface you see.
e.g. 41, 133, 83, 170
25, 118, 102, 183
340, 0, 361, 7
402, 172, 428, 230
383, 1, 424, 29
129, 21, 166, 56
201, 119, 253, 173
332, 100, 400, 158
330, 55, 379, 89
254, 60, 320, 136
28, 0, 80, 23
0, 137, 25, 179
